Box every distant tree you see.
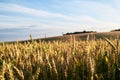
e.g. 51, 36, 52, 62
64, 30, 96, 35
111, 29, 120, 32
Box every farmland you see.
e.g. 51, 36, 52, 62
0, 32, 120, 80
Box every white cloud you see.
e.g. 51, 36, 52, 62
1, 1, 120, 41
55, 0, 120, 22
0, 1, 120, 32
0, 3, 67, 18
0, 14, 120, 32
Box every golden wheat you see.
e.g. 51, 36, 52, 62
0, 38, 120, 80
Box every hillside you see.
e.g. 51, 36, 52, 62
36, 31, 120, 42
2, 31, 120, 43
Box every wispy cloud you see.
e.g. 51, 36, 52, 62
0, 0, 120, 41
0, 3, 67, 18
1, 1, 120, 41
0, 14, 120, 32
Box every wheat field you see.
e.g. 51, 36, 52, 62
0, 36, 120, 80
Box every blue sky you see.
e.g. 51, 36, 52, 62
0, 0, 120, 41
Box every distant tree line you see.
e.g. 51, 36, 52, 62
111, 29, 120, 32
64, 30, 97, 35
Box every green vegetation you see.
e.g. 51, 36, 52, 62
0, 35, 120, 80
64, 30, 96, 35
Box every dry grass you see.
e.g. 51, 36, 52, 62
0, 36, 120, 80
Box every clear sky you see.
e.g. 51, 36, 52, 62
0, 0, 120, 41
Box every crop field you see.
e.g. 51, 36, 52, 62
0, 36, 120, 80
